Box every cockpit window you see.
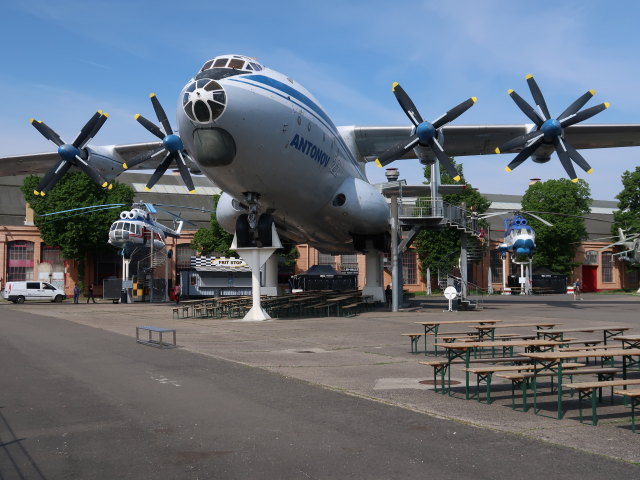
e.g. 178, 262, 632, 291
228, 58, 245, 70
200, 60, 214, 72
213, 58, 228, 68
249, 62, 262, 71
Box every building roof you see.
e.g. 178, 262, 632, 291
0, 171, 220, 229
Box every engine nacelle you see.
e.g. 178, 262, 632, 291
216, 192, 247, 234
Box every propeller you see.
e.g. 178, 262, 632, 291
496, 75, 609, 182
129, 93, 196, 193
30, 111, 111, 196
374, 83, 476, 182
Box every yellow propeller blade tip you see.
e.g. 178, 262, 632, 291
103, 112, 109, 118
98, 109, 102, 114
33, 190, 39, 196
374, 159, 382, 168
507, 89, 514, 95
149, 93, 156, 98
391, 82, 399, 91
453, 175, 461, 182
29, 118, 35, 123
505, 166, 512, 172
525, 74, 533, 79
144, 186, 150, 191
604, 102, 610, 109
189, 189, 196, 194
40, 191, 46, 197
589, 89, 596, 96
571, 178, 579, 183
101, 181, 108, 188
587, 168, 594, 174
495, 147, 501, 154
108, 184, 113, 190
122, 163, 128, 170
471, 97, 477, 103
134, 114, 140, 119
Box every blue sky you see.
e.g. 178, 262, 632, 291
1, 0, 639, 201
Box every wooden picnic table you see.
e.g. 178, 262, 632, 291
520, 348, 640, 420
615, 335, 640, 349
432, 339, 563, 399
415, 319, 502, 355
473, 322, 560, 343
535, 326, 630, 345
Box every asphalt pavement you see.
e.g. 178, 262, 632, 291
1, 293, 640, 478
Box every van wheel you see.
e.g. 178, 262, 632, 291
16, 296, 25, 304
54, 295, 64, 303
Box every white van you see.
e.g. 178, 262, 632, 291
2, 281, 66, 304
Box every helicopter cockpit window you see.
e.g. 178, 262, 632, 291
213, 58, 228, 68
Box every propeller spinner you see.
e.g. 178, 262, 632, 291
375, 83, 476, 182
496, 75, 609, 182
128, 93, 196, 193
30, 111, 111, 196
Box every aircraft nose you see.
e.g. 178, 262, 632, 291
192, 128, 236, 167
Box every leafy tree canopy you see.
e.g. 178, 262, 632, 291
21, 172, 135, 261
613, 166, 640, 235
413, 160, 491, 274
520, 178, 591, 275
190, 195, 236, 257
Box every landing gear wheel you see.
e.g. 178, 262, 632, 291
257, 214, 274, 247
235, 214, 254, 248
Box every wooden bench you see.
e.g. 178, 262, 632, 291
340, 301, 364, 317
614, 389, 640, 433
420, 357, 530, 393
172, 305, 190, 319
136, 326, 176, 349
561, 378, 640, 425
464, 363, 584, 404
401, 333, 423, 354
497, 367, 621, 413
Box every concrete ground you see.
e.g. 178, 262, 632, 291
2, 292, 640, 477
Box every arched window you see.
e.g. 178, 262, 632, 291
7, 241, 34, 281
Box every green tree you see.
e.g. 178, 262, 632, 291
613, 167, 640, 235
412, 161, 491, 279
191, 194, 236, 257
21, 172, 135, 261
520, 178, 591, 275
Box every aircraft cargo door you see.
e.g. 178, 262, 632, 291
582, 265, 598, 292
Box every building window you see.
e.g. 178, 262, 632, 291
584, 250, 599, 265
402, 250, 418, 285
176, 244, 197, 270
41, 245, 63, 267
318, 253, 337, 268
490, 250, 503, 280
601, 252, 613, 283
7, 241, 34, 281
340, 254, 358, 274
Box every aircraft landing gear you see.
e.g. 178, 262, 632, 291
235, 192, 274, 248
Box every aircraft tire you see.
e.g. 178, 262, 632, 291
235, 214, 254, 248
257, 214, 274, 247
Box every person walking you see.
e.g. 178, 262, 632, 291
86, 283, 96, 303
573, 278, 583, 300
385, 284, 392, 308
173, 284, 181, 305
73, 284, 79, 304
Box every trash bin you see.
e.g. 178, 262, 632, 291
120, 289, 128, 304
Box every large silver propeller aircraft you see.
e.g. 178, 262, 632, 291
2, 54, 640, 255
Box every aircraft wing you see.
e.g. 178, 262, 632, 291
0, 141, 163, 177
345, 124, 640, 161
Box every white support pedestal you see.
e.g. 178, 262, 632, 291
231, 225, 282, 321
363, 246, 384, 303
261, 254, 279, 297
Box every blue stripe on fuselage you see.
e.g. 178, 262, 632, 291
228, 75, 362, 172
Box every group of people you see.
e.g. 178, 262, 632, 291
72, 284, 96, 303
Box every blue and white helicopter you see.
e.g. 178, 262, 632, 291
481, 211, 553, 264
